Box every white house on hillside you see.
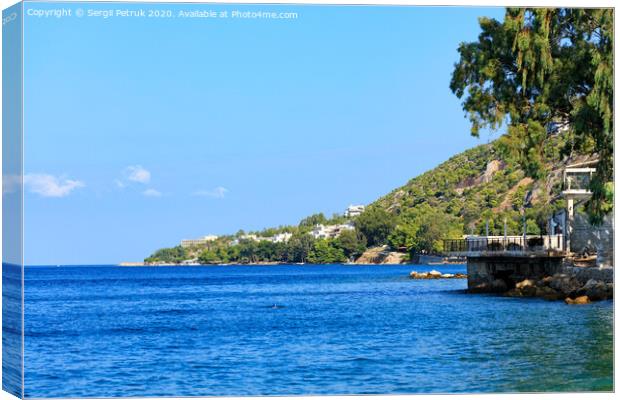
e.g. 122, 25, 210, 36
345, 204, 365, 218
311, 223, 355, 240
272, 232, 293, 243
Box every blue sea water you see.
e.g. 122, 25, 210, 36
19, 264, 613, 397
2, 263, 23, 398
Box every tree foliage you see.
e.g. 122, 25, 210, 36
308, 240, 347, 264
389, 204, 463, 254
354, 207, 397, 247
451, 8, 613, 222
333, 229, 367, 260
145, 246, 187, 264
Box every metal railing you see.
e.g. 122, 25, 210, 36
443, 235, 565, 254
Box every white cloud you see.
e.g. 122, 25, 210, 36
143, 188, 162, 197
193, 186, 228, 199
125, 165, 151, 184
23, 174, 85, 198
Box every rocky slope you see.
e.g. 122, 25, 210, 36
354, 246, 406, 264
371, 138, 594, 235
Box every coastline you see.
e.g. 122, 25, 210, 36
117, 260, 465, 267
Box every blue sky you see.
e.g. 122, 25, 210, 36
22, 2, 504, 265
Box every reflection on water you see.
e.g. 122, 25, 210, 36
22, 265, 613, 397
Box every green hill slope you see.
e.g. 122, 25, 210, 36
144, 135, 592, 264
370, 136, 591, 254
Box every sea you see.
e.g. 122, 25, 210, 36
5, 264, 614, 397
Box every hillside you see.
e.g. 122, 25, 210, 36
371, 135, 594, 254
144, 135, 593, 264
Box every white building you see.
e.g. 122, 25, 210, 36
310, 223, 355, 240
180, 235, 219, 248
271, 232, 293, 243
231, 232, 292, 245
345, 204, 365, 218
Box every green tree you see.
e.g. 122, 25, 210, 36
354, 207, 397, 247
389, 205, 463, 254
227, 245, 241, 263
238, 240, 258, 263
299, 213, 327, 228
144, 246, 187, 264
198, 249, 220, 264
308, 240, 347, 264
287, 234, 315, 263
451, 8, 613, 223
333, 229, 367, 260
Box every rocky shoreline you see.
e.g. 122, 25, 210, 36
472, 273, 613, 304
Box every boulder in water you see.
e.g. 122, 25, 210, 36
535, 286, 563, 301
550, 274, 582, 297
583, 279, 610, 301
565, 295, 590, 305
516, 279, 536, 290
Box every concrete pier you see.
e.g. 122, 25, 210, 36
467, 255, 565, 292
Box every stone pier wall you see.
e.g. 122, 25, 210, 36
467, 256, 564, 292
570, 210, 614, 267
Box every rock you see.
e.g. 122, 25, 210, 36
584, 280, 609, 301
565, 296, 590, 305
506, 285, 563, 300
535, 286, 563, 301
469, 282, 490, 293
573, 279, 611, 302
355, 246, 404, 264
520, 285, 538, 297
482, 160, 503, 183
550, 274, 582, 297
605, 283, 614, 299
581, 279, 599, 290
410, 270, 467, 280
504, 288, 522, 297
515, 279, 536, 290
383, 252, 406, 264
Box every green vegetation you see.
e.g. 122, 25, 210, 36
144, 246, 188, 264
373, 137, 570, 255
451, 8, 613, 223
333, 230, 367, 260
177, 234, 356, 265
308, 240, 346, 264
354, 207, 396, 247
388, 204, 463, 254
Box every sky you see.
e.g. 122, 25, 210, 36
21, 2, 505, 265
